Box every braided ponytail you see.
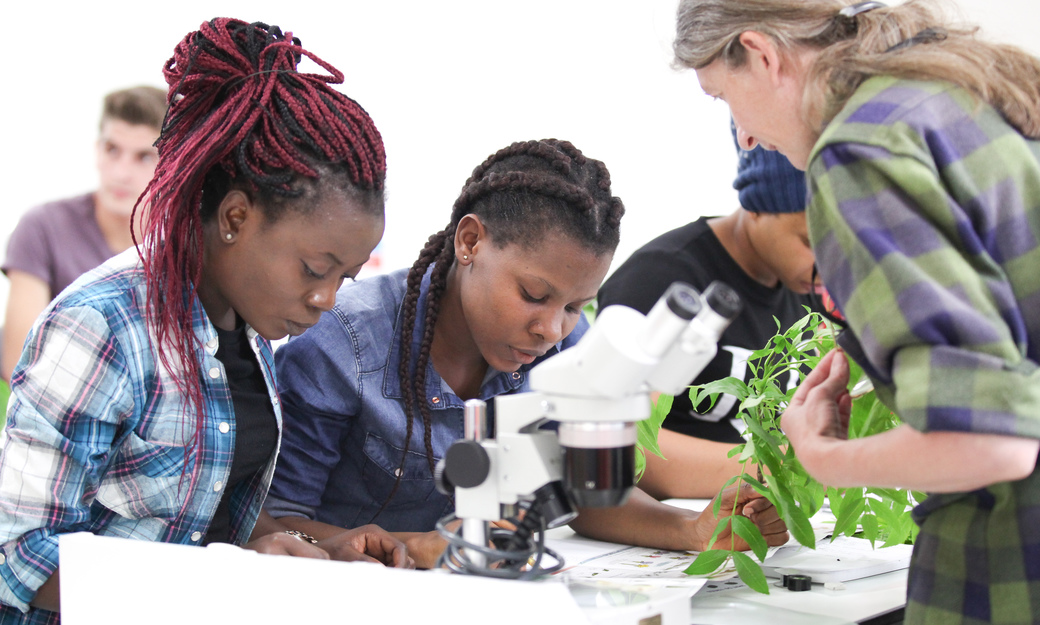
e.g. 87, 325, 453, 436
136, 18, 386, 467
373, 139, 623, 519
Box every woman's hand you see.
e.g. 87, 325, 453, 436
397, 519, 519, 569
781, 349, 853, 477
318, 525, 415, 568
691, 482, 789, 552
243, 532, 330, 559
398, 530, 450, 570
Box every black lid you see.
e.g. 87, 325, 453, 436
661, 282, 701, 320
703, 281, 742, 320
787, 574, 812, 591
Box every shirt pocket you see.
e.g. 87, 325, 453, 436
94, 431, 195, 519
360, 432, 437, 509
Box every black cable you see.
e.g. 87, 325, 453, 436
434, 500, 566, 580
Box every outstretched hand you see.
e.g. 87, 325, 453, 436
318, 524, 415, 568
781, 349, 853, 476
693, 482, 788, 551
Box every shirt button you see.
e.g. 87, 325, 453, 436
213, 481, 223, 492
512, 372, 521, 380
208, 367, 220, 379
205, 338, 218, 350
218, 422, 230, 434
394, 468, 403, 477
431, 397, 440, 405
190, 531, 202, 542
0, 554, 6, 565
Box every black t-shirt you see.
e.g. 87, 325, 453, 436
598, 217, 817, 443
203, 324, 278, 544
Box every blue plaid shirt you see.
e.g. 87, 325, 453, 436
0, 250, 282, 624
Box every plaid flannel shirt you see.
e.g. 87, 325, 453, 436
0, 250, 282, 624
808, 76, 1040, 624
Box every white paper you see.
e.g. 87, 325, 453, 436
760, 536, 912, 583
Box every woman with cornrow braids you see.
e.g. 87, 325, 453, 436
266, 139, 788, 568
0, 18, 411, 624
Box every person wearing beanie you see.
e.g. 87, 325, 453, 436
596, 123, 823, 498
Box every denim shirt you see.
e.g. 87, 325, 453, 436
0, 249, 282, 624
267, 267, 588, 532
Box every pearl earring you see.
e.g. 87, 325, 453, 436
225, 233, 233, 241
462, 255, 469, 260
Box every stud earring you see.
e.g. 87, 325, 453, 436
462, 254, 469, 260
225, 233, 233, 241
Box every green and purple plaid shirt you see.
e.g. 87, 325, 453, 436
808, 76, 1040, 624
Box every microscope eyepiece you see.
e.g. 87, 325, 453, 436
662, 282, 702, 320
703, 281, 743, 320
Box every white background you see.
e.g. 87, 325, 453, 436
2, 0, 1037, 319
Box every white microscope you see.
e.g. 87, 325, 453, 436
434, 281, 741, 578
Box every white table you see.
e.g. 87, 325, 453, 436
546, 499, 909, 625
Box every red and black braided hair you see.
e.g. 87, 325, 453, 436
377, 139, 624, 518
134, 18, 385, 454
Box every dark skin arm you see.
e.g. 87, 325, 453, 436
568, 484, 788, 552
638, 428, 744, 500
259, 512, 414, 568
29, 571, 59, 613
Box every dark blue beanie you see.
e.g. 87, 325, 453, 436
732, 121, 807, 214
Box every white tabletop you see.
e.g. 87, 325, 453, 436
546, 499, 909, 625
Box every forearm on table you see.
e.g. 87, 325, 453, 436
806, 424, 1039, 492
253, 510, 346, 542
568, 488, 700, 551
639, 429, 742, 499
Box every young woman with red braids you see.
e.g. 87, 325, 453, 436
0, 18, 411, 623
264, 139, 789, 568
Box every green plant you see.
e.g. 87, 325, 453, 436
668, 311, 926, 593
0, 379, 8, 430
636, 393, 671, 481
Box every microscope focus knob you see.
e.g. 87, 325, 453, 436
437, 440, 491, 492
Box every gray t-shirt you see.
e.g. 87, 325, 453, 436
3, 193, 116, 298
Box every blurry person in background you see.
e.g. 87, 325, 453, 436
1, 86, 167, 381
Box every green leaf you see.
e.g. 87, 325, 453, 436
636, 419, 665, 459
732, 551, 770, 594
684, 549, 731, 576
859, 513, 879, 546
881, 514, 913, 548
635, 393, 674, 481
704, 514, 732, 550
780, 497, 815, 549
833, 496, 867, 538
741, 394, 766, 410
730, 514, 769, 562
868, 488, 908, 507
736, 444, 756, 462
693, 377, 750, 401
